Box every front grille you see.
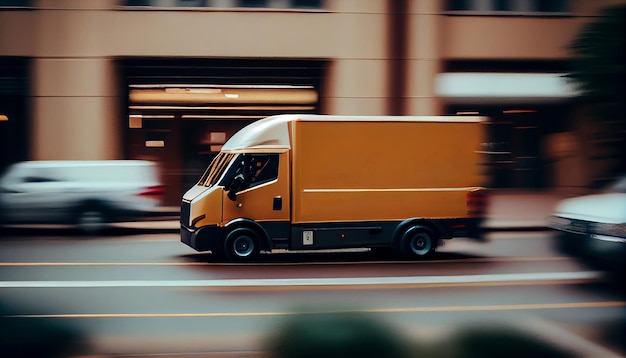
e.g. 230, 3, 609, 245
180, 201, 191, 225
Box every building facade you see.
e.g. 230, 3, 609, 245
1, 0, 624, 205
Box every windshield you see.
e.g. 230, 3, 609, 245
198, 153, 236, 187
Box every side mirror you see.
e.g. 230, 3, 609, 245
226, 174, 245, 201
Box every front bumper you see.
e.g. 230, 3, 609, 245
553, 230, 625, 270
180, 224, 223, 252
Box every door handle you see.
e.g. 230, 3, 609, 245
273, 196, 282, 211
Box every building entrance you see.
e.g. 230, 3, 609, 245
0, 58, 29, 173
448, 105, 567, 189
122, 59, 324, 205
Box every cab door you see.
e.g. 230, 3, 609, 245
221, 151, 290, 225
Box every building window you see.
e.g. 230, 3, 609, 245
533, 0, 566, 13
239, 0, 266, 7
123, 0, 151, 5
446, 0, 568, 14
178, 0, 207, 6
122, 0, 322, 9
292, 0, 321, 8
123, 0, 153, 6
0, 0, 32, 6
447, 0, 471, 11
494, 0, 513, 11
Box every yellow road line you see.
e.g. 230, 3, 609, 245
8, 301, 625, 319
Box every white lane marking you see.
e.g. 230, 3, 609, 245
0, 271, 604, 288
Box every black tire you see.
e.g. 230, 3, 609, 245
397, 225, 437, 259
224, 228, 259, 261
552, 232, 584, 258
75, 205, 108, 235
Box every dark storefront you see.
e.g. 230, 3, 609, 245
121, 58, 326, 205
441, 60, 572, 189
0, 58, 29, 174
447, 105, 569, 189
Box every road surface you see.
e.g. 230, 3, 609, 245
0, 229, 624, 357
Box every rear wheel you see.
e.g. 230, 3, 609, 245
398, 226, 437, 259
224, 228, 259, 261
75, 206, 108, 235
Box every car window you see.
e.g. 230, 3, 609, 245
21, 176, 59, 183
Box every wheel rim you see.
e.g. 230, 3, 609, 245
78, 210, 105, 234
233, 235, 255, 257
409, 232, 432, 256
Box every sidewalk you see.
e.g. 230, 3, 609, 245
120, 190, 580, 232
482, 189, 578, 230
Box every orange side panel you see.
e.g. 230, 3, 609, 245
291, 120, 486, 223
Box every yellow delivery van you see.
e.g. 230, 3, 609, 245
180, 114, 488, 261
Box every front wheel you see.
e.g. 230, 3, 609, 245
398, 226, 437, 259
224, 228, 259, 261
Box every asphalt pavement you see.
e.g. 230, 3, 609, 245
8, 189, 622, 358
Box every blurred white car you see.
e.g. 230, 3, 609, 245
549, 175, 626, 272
0, 160, 164, 234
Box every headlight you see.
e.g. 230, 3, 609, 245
591, 223, 626, 239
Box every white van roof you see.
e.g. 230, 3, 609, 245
12, 160, 154, 169
221, 114, 486, 152
3, 160, 159, 184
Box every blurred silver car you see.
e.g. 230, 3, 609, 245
549, 175, 626, 272
0, 160, 164, 234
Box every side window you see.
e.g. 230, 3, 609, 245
17, 168, 59, 184
248, 154, 279, 187
220, 153, 279, 191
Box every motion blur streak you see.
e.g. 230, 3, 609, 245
0, 271, 605, 288
8, 301, 625, 319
